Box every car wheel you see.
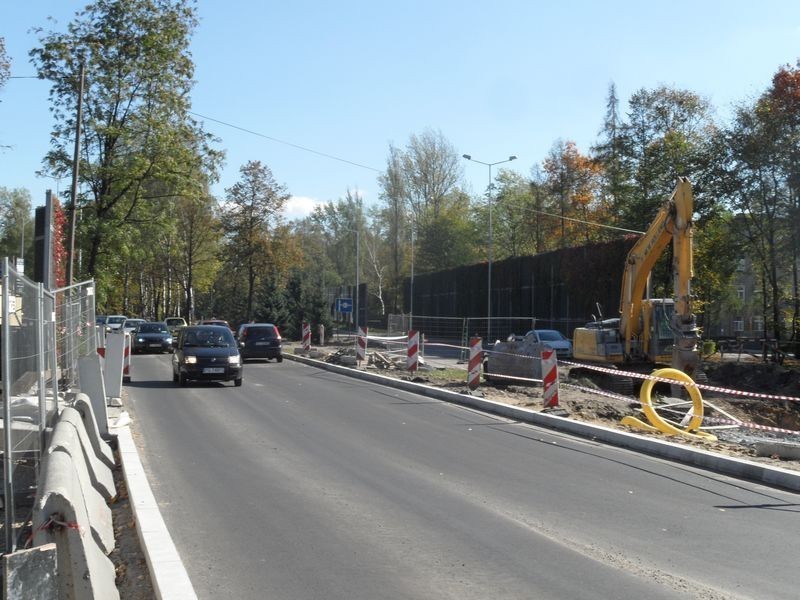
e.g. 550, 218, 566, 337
234, 377, 243, 387
179, 373, 188, 386
276, 355, 283, 363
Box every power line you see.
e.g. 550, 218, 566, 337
188, 110, 382, 173
497, 200, 645, 235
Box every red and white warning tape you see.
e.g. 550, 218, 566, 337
562, 360, 800, 404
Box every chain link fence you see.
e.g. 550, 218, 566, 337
1, 258, 97, 553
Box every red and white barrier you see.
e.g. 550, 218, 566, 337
122, 332, 132, 382
468, 337, 482, 390
541, 348, 558, 407
356, 326, 368, 363
96, 325, 106, 360
407, 330, 419, 373
302, 322, 311, 352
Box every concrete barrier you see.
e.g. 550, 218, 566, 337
33, 450, 120, 600
72, 394, 115, 470
58, 406, 116, 500
46, 419, 114, 555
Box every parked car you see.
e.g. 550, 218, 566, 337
172, 325, 242, 386
164, 316, 187, 336
526, 329, 573, 359
132, 321, 173, 353
236, 323, 283, 362
122, 318, 147, 334
105, 315, 128, 333
96, 315, 108, 326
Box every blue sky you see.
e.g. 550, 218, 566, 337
2, 1, 799, 220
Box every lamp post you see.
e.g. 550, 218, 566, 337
462, 153, 517, 342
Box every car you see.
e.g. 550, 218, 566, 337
122, 318, 147, 334
199, 318, 233, 330
236, 323, 283, 362
172, 325, 242, 386
105, 314, 128, 333
132, 321, 173, 353
164, 316, 187, 336
526, 329, 573, 359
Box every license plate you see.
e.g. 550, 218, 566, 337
203, 367, 225, 374
149, 343, 162, 347
255, 341, 270, 346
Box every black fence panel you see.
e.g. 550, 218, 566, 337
404, 237, 637, 335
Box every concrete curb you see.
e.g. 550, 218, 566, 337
116, 426, 198, 600
286, 352, 800, 493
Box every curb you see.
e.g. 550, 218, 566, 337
115, 426, 198, 600
286, 352, 800, 493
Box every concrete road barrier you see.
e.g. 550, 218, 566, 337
58, 406, 116, 501
33, 450, 119, 600
72, 394, 115, 470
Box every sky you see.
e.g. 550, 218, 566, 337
2, 1, 800, 221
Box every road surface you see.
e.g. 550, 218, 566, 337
125, 355, 800, 599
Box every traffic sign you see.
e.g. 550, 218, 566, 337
336, 298, 353, 313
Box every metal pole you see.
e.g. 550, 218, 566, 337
66, 61, 85, 287
3, 258, 16, 552
487, 164, 493, 343
355, 228, 359, 332
410, 226, 414, 331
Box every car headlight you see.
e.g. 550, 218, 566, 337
166, 337, 173, 343
228, 355, 241, 365
184, 355, 197, 364
137, 337, 145, 343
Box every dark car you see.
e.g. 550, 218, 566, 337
172, 325, 242, 386
236, 323, 283, 362
132, 321, 173, 354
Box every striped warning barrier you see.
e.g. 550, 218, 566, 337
561, 359, 800, 403
407, 330, 419, 373
302, 322, 311, 352
122, 332, 131, 382
541, 348, 559, 407
96, 325, 106, 360
356, 326, 368, 363
467, 337, 482, 390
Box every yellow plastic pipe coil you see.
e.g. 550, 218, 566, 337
621, 368, 717, 441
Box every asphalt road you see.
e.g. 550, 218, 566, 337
125, 354, 800, 600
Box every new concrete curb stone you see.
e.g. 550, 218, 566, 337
285, 352, 800, 493
115, 426, 198, 600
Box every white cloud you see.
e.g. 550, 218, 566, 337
283, 196, 323, 221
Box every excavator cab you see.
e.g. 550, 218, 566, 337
640, 299, 675, 364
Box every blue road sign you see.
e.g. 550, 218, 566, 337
336, 298, 353, 313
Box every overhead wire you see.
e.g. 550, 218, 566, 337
188, 110, 382, 173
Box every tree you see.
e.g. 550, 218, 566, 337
542, 140, 602, 247
30, 0, 221, 285
0, 36, 9, 95
0, 187, 34, 270
619, 86, 716, 229
221, 160, 290, 323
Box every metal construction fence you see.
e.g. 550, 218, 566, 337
386, 314, 584, 362
1, 258, 97, 553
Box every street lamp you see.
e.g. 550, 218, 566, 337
462, 154, 517, 342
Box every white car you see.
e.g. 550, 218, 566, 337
526, 329, 573, 359
105, 315, 128, 333
122, 318, 147, 334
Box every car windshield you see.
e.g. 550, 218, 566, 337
165, 318, 185, 327
183, 329, 233, 347
536, 330, 564, 342
139, 323, 167, 333
107, 316, 126, 325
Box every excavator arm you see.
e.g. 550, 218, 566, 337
618, 177, 699, 372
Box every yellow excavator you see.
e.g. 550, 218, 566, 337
572, 177, 701, 393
